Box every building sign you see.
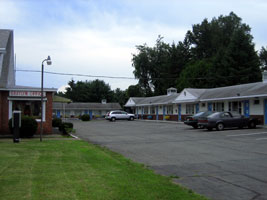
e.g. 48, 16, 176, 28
9, 91, 46, 97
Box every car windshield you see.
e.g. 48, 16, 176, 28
194, 112, 205, 117
207, 112, 221, 118
194, 111, 213, 117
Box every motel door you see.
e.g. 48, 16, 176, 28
89, 110, 93, 120
196, 104, 199, 113
243, 100, 249, 117
178, 104, 181, 121
208, 102, 212, 111
56, 110, 61, 118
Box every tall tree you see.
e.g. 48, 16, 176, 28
132, 36, 190, 95
179, 12, 261, 88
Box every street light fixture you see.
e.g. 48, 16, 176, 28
40, 56, 52, 142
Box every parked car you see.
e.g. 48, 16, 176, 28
184, 111, 214, 129
105, 110, 135, 122
198, 111, 259, 131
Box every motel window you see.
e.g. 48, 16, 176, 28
186, 104, 195, 115
254, 99, 260, 105
167, 105, 173, 114
12, 101, 42, 119
212, 102, 224, 112
228, 101, 242, 114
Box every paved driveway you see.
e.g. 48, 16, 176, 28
72, 119, 267, 200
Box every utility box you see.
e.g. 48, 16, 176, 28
12, 111, 21, 143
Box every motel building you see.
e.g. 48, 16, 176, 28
52, 99, 121, 119
125, 75, 267, 125
0, 29, 57, 134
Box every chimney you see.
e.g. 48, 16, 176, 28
263, 71, 267, 83
101, 99, 107, 104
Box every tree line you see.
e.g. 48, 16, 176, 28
58, 12, 267, 106
133, 12, 267, 96
57, 79, 145, 107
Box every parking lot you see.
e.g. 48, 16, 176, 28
72, 119, 267, 200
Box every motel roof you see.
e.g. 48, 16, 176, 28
125, 93, 179, 107
53, 102, 122, 110
199, 81, 267, 101
126, 81, 267, 107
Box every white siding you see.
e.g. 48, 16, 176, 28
250, 98, 263, 115
174, 89, 197, 102
125, 98, 136, 107
181, 104, 186, 115
199, 102, 207, 112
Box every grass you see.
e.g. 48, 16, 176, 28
0, 139, 208, 200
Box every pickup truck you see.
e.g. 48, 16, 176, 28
198, 111, 260, 131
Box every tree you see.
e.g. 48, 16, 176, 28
177, 59, 213, 90
126, 84, 144, 98
178, 12, 261, 88
132, 43, 153, 96
64, 79, 114, 102
132, 36, 190, 95
113, 88, 127, 107
259, 46, 267, 71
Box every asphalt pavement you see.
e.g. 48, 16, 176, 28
72, 119, 267, 200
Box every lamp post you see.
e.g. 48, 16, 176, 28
40, 56, 52, 142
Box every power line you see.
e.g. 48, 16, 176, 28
16, 68, 245, 81
16, 69, 136, 80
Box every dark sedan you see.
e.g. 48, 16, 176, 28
184, 111, 214, 129
198, 111, 259, 131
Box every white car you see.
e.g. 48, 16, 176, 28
105, 110, 135, 122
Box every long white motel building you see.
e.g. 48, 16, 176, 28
125, 76, 267, 125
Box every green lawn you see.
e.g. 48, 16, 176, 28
0, 139, 208, 200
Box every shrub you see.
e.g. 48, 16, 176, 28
81, 114, 90, 121
8, 116, 38, 138
147, 115, 153, 120
52, 118, 62, 127
164, 115, 170, 120
59, 122, 74, 135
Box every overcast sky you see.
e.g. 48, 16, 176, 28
1, 0, 267, 92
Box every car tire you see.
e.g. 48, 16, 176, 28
216, 123, 224, 131
111, 117, 116, 122
193, 125, 198, 129
248, 121, 256, 129
129, 116, 134, 121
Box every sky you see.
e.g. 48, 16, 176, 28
1, 0, 267, 92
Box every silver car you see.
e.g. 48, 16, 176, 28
105, 110, 135, 122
